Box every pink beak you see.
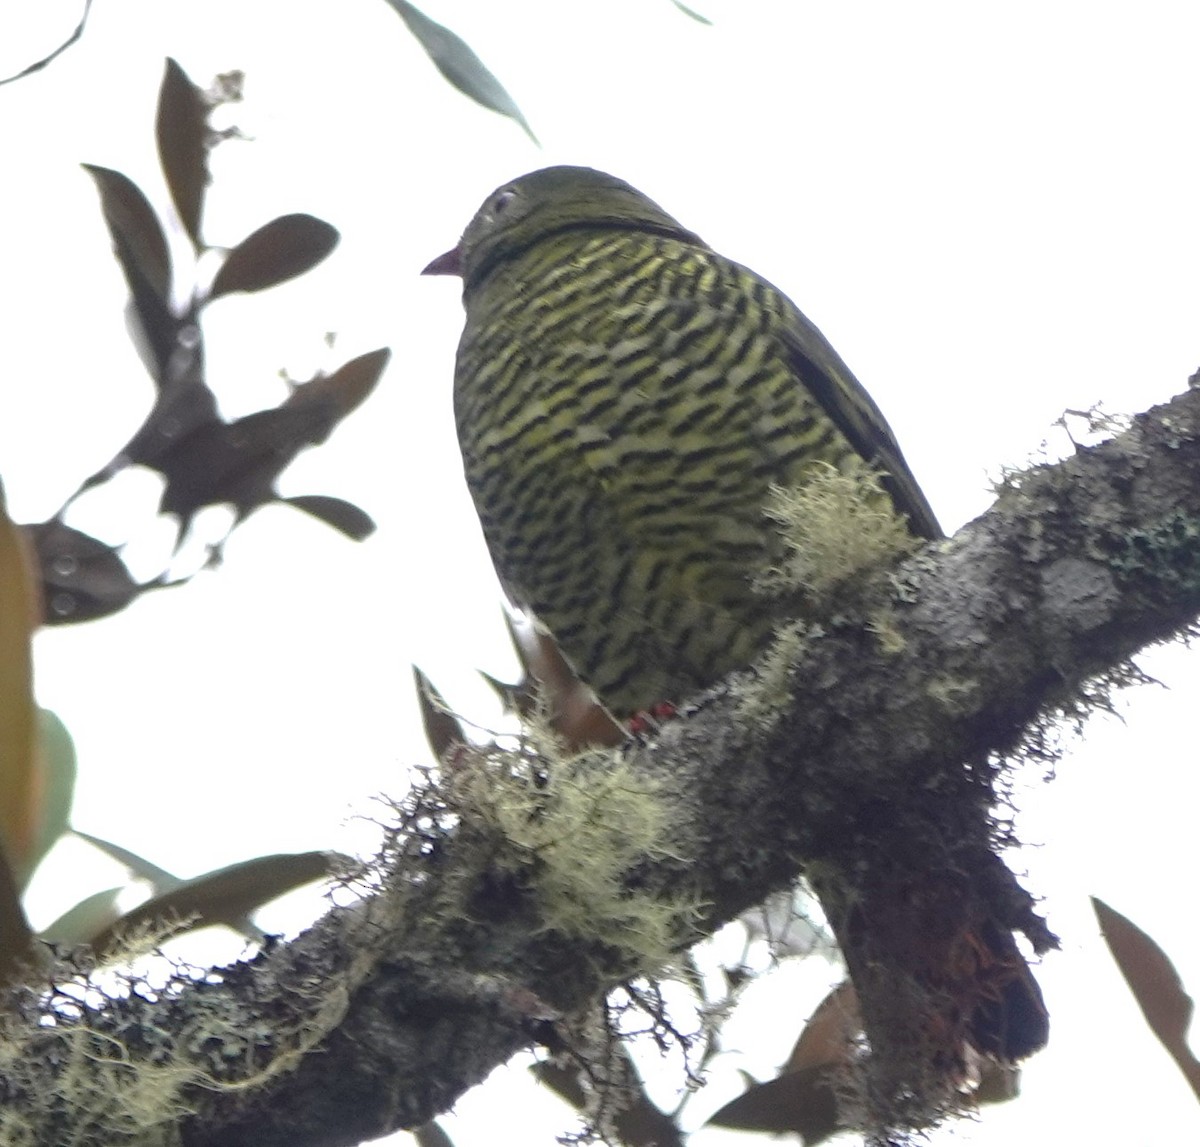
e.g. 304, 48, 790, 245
422, 247, 463, 276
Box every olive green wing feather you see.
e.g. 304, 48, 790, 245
778, 303, 943, 541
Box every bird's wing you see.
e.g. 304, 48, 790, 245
776, 300, 943, 541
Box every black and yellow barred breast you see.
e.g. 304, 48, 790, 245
453, 224, 936, 716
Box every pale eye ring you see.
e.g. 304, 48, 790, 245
492, 189, 517, 215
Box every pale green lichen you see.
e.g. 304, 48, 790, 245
448, 716, 700, 975
737, 620, 814, 729
755, 459, 919, 603
0, 917, 349, 1147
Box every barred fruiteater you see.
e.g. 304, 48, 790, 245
425, 166, 1049, 1065
425, 166, 940, 717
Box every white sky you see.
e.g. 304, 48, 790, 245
2, 1, 1200, 1144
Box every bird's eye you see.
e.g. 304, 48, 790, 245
492, 189, 517, 215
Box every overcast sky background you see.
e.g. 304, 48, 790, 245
2, 2, 1199, 1144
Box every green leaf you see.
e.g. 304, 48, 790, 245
385, 1, 538, 144
670, 0, 713, 24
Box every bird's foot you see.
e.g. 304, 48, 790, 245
627, 701, 678, 737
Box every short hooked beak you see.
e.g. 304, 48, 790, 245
421, 247, 463, 276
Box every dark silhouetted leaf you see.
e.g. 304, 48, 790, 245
82, 162, 181, 382
708, 1066, 839, 1144
286, 348, 391, 421
110, 355, 218, 478
1093, 896, 1200, 1102
783, 980, 860, 1075
413, 666, 467, 761
284, 495, 375, 540
413, 1121, 456, 1147
0, 0, 94, 87
82, 163, 171, 305
613, 1096, 684, 1147
89, 850, 339, 963
530, 1060, 586, 1110
27, 521, 141, 624
975, 1059, 1021, 1105
386, 1, 538, 143
157, 404, 335, 529
209, 213, 340, 298
157, 58, 210, 246
531, 1055, 682, 1147
708, 983, 856, 1143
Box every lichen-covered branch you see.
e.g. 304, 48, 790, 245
4, 385, 1200, 1146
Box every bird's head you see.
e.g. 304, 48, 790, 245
422, 166, 702, 288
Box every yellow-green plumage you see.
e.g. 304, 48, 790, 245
430, 166, 940, 719
428, 166, 1050, 1069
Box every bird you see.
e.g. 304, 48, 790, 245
424, 165, 1048, 1071
424, 166, 940, 718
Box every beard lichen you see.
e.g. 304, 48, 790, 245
754, 459, 921, 603
441, 714, 703, 979
0, 921, 344, 1147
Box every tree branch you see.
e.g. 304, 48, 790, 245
6, 384, 1200, 1146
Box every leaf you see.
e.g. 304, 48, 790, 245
81, 163, 171, 305
1093, 896, 1200, 1102
283, 495, 375, 540
709, 982, 859, 1144
27, 521, 142, 624
707, 1065, 839, 1144
669, 0, 713, 24
73, 829, 180, 887
157, 405, 335, 529
39, 887, 125, 946
0, 0, 94, 87
413, 666, 467, 761
82, 162, 180, 381
285, 348, 391, 421
385, 1, 538, 144
0, 486, 35, 976
209, 214, 340, 298
156, 58, 210, 246
0, 487, 39, 869
532, 1054, 682, 1147
412, 1121, 456, 1147
503, 614, 624, 748
18, 709, 78, 886
783, 980, 860, 1074
88, 850, 340, 962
